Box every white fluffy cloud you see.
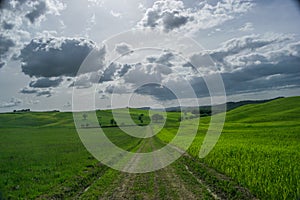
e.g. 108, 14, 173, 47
114, 42, 132, 55
138, 0, 254, 33
190, 33, 295, 72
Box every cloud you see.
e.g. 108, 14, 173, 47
190, 33, 294, 72
99, 62, 120, 83
0, 98, 22, 108
20, 87, 52, 97
146, 51, 175, 67
104, 83, 132, 94
138, 0, 191, 31
111, 33, 300, 101
118, 64, 132, 77
0, 34, 15, 67
1, 0, 65, 26
123, 63, 167, 85
0, 0, 66, 68
68, 62, 132, 89
186, 33, 300, 97
20, 37, 105, 77
25, 1, 47, 23
24, 0, 66, 24
36, 90, 52, 97
239, 22, 254, 32
29, 77, 63, 88
114, 43, 132, 55
69, 74, 93, 89
2, 21, 14, 29
138, 0, 254, 33
135, 83, 176, 100
96, 62, 132, 83
97, 51, 198, 100
0, 35, 15, 53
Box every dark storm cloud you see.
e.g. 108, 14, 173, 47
0, 0, 8, 9
0, 35, 15, 56
221, 56, 300, 95
29, 77, 63, 88
2, 21, 14, 29
25, 1, 47, 23
135, 83, 176, 100
20, 37, 105, 78
20, 87, 52, 97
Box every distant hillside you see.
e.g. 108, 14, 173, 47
225, 96, 300, 123
0, 96, 298, 128
164, 97, 284, 115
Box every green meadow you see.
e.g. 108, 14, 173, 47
0, 96, 299, 199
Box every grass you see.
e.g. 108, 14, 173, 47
0, 96, 299, 199
0, 127, 96, 199
157, 96, 300, 199
202, 97, 300, 199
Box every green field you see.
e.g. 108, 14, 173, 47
0, 96, 299, 199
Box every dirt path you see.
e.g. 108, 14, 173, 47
98, 136, 213, 199
77, 126, 257, 200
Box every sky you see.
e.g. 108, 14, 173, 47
0, 0, 299, 112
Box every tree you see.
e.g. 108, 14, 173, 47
110, 119, 117, 126
110, 119, 115, 126
82, 113, 88, 120
138, 114, 144, 124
